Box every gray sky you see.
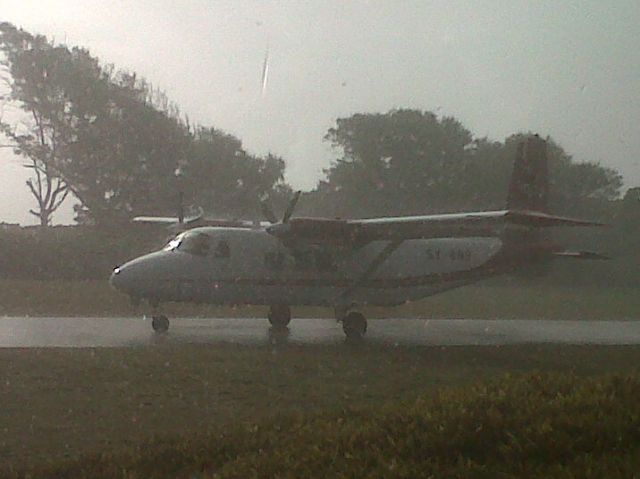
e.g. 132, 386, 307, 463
1, 0, 638, 225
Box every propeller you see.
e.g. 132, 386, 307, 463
261, 190, 302, 227
177, 190, 184, 225
282, 190, 301, 223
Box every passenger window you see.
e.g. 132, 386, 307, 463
178, 232, 210, 256
215, 240, 230, 258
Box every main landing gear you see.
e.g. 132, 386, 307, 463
336, 308, 368, 340
152, 315, 170, 333
268, 304, 291, 330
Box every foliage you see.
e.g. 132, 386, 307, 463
0, 22, 191, 224
0, 225, 159, 281
0, 22, 289, 225
309, 109, 623, 219
0, 22, 70, 225
13, 372, 640, 478
185, 127, 291, 220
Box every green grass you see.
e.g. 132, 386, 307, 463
11, 371, 640, 478
4, 344, 640, 476
0, 279, 637, 319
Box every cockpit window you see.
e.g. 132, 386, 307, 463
163, 233, 185, 252
164, 232, 211, 256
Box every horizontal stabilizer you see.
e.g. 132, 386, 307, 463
553, 251, 611, 260
504, 210, 606, 228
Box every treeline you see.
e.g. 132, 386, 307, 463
0, 225, 162, 280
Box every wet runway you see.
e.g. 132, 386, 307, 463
1, 316, 640, 348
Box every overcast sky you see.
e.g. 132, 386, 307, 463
1, 0, 638, 225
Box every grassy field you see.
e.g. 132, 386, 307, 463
36, 373, 640, 478
3, 344, 640, 477
0, 278, 637, 320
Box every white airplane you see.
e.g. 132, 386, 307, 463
110, 135, 606, 338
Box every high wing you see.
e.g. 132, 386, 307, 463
266, 210, 604, 245
132, 206, 204, 227
132, 208, 263, 230
132, 215, 189, 225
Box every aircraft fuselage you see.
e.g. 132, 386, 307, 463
111, 226, 509, 308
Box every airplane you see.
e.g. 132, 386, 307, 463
109, 135, 607, 339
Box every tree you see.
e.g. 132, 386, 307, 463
0, 22, 292, 226
0, 22, 191, 225
317, 109, 477, 217
0, 22, 70, 225
312, 109, 622, 219
185, 126, 291, 220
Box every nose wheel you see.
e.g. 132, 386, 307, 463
152, 315, 170, 333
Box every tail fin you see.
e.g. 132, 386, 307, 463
503, 135, 607, 263
507, 134, 549, 213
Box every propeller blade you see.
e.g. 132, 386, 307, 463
177, 191, 184, 224
261, 201, 278, 224
282, 190, 301, 224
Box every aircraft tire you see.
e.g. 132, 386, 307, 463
342, 311, 367, 339
152, 315, 170, 333
268, 304, 291, 329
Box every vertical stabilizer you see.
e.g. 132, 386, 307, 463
507, 135, 549, 213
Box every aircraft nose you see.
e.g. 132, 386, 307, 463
109, 264, 129, 293
109, 251, 175, 298
109, 258, 148, 295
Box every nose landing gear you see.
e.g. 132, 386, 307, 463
146, 299, 170, 333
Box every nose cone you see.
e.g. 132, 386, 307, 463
109, 266, 125, 291
109, 263, 135, 295
109, 252, 160, 296
109, 251, 184, 299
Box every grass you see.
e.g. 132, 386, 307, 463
3, 344, 640, 476
34, 373, 640, 479
0, 278, 637, 320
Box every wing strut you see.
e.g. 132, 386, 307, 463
340, 239, 403, 301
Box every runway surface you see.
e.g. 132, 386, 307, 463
1, 316, 640, 348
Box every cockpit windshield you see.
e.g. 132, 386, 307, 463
163, 231, 211, 256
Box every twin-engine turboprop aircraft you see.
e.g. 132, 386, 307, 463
110, 135, 606, 338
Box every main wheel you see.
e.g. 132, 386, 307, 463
342, 311, 367, 339
152, 315, 170, 333
268, 304, 291, 329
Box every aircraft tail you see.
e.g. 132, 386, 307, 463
502, 135, 608, 263
507, 134, 549, 213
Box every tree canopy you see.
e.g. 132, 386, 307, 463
0, 22, 289, 226
309, 109, 623, 219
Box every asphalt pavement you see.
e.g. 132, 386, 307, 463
1, 316, 640, 348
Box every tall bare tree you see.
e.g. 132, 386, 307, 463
0, 23, 69, 225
